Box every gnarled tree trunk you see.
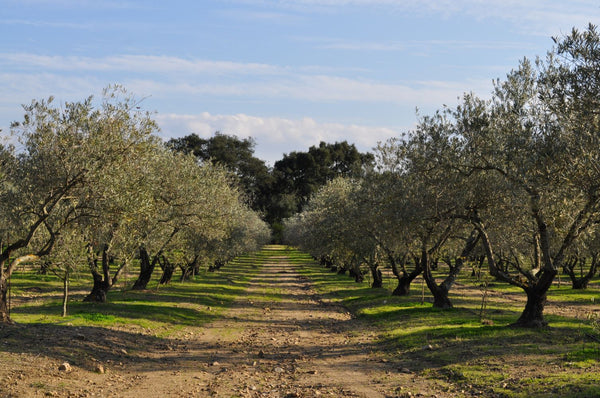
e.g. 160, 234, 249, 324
159, 256, 175, 285
390, 254, 422, 296
369, 263, 383, 288
132, 246, 159, 290
564, 254, 598, 290
84, 244, 127, 303
424, 231, 480, 309
180, 255, 200, 281
512, 269, 556, 327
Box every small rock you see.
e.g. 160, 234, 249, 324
307, 370, 318, 375
399, 367, 412, 374
58, 362, 72, 372
274, 367, 284, 373
120, 349, 128, 355
95, 365, 105, 374
423, 344, 434, 351
211, 361, 220, 366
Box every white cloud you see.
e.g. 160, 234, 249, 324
155, 112, 401, 164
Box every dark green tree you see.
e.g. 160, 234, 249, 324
270, 141, 374, 223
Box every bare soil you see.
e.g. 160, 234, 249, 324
0, 254, 450, 398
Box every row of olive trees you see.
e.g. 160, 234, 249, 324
0, 87, 271, 322
285, 25, 600, 328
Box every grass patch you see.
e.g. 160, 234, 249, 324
292, 246, 600, 397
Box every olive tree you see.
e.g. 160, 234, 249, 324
0, 88, 156, 322
455, 26, 600, 326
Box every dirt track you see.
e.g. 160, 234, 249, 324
0, 252, 449, 398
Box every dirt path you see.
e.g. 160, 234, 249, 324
1, 252, 444, 398
119, 255, 400, 397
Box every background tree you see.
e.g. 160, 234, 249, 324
270, 141, 374, 224
167, 132, 273, 214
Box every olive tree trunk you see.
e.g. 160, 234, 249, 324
0, 276, 10, 324
84, 244, 127, 303
132, 246, 160, 290
424, 231, 480, 309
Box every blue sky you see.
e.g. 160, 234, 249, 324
1, 1, 598, 164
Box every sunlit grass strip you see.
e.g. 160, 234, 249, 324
8, 248, 275, 335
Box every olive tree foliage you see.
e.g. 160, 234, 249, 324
284, 177, 370, 282
83, 131, 270, 296
203, 207, 271, 273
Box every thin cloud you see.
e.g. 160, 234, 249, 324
0, 54, 494, 106
309, 38, 536, 52
232, 0, 597, 36
0, 54, 280, 75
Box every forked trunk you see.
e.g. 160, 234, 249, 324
392, 274, 413, 296
390, 254, 422, 296
424, 231, 480, 309
512, 270, 556, 328
565, 255, 598, 290
84, 244, 117, 303
180, 256, 200, 281
84, 272, 109, 302
423, 260, 454, 309
370, 265, 383, 288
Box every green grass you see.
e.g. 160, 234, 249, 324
7, 248, 276, 335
